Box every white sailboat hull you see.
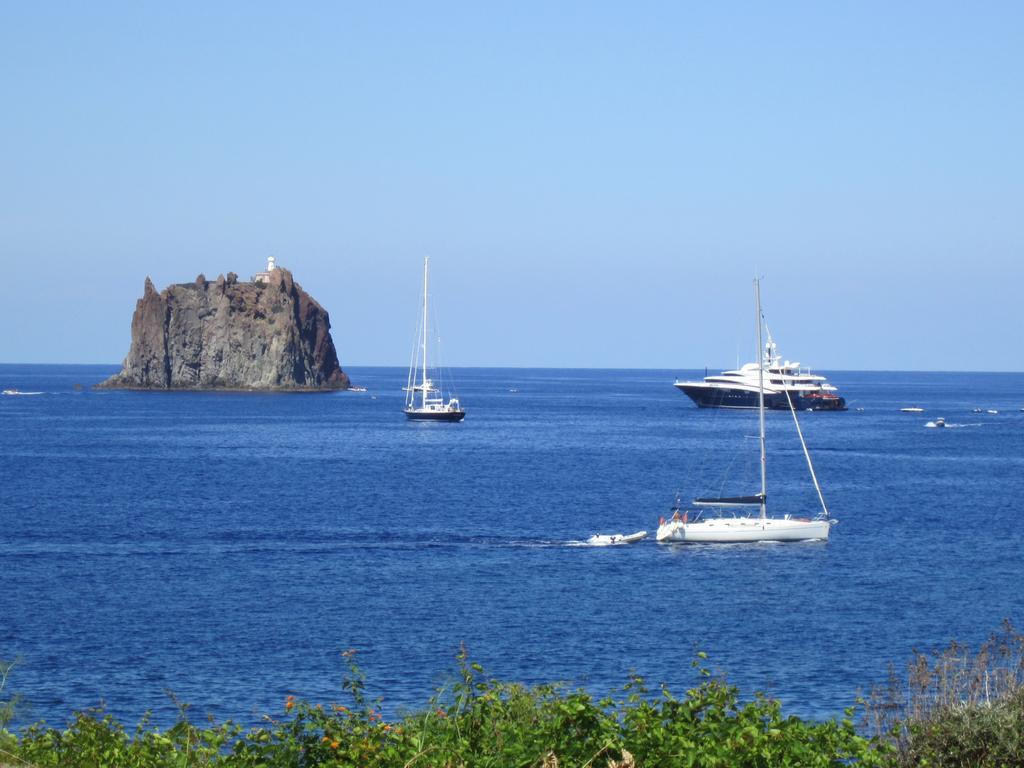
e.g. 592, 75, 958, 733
404, 401, 465, 421
656, 516, 831, 543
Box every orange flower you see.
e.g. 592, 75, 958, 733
321, 736, 331, 744
330, 740, 340, 749
436, 709, 447, 718
285, 696, 295, 711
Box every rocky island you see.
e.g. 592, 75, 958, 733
99, 258, 350, 390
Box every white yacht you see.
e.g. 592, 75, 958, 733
404, 257, 465, 422
658, 279, 836, 544
674, 340, 846, 411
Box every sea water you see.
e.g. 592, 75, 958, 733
1, 364, 1023, 727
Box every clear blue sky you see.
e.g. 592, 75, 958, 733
2, 2, 1021, 370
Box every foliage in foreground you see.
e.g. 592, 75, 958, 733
8, 630, 1024, 767
0, 649, 885, 768
863, 620, 1024, 768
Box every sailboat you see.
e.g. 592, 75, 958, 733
404, 256, 465, 422
657, 279, 835, 543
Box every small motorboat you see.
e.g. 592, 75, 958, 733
586, 531, 647, 546
900, 407, 925, 413
972, 408, 983, 413
348, 386, 368, 392
925, 418, 946, 428
986, 409, 999, 415
3, 389, 43, 396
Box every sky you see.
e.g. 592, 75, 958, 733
1, 2, 1021, 371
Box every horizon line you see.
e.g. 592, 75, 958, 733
3, 361, 1024, 375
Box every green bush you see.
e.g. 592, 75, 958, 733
0, 659, 18, 731
0, 658, 21, 764
2, 649, 888, 767
864, 621, 1024, 767
901, 690, 1024, 767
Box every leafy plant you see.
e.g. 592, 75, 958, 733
0, 658, 19, 730
864, 620, 1024, 767
4, 648, 893, 767
0, 657, 22, 767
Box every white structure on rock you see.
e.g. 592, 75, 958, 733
253, 255, 279, 284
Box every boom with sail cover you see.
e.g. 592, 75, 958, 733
692, 494, 764, 507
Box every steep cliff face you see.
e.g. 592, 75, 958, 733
99, 269, 350, 390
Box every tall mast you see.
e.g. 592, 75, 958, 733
421, 256, 429, 409
755, 278, 767, 519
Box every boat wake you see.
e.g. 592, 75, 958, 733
325, 532, 654, 550
371, 534, 574, 550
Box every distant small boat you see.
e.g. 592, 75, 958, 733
404, 257, 465, 422
972, 408, 983, 413
2, 389, 43, 396
348, 386, 368, 392
900, 407, 925, 413
508, 388, 519, 393
925, 418, 946, 428
986, 409, 999, 414
586, 531, 647, 546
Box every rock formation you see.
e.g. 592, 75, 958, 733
99, 267, 349, 390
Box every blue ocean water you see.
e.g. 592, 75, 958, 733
2, 364, 1023, 728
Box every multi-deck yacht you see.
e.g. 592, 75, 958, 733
674, 339, 846, 411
